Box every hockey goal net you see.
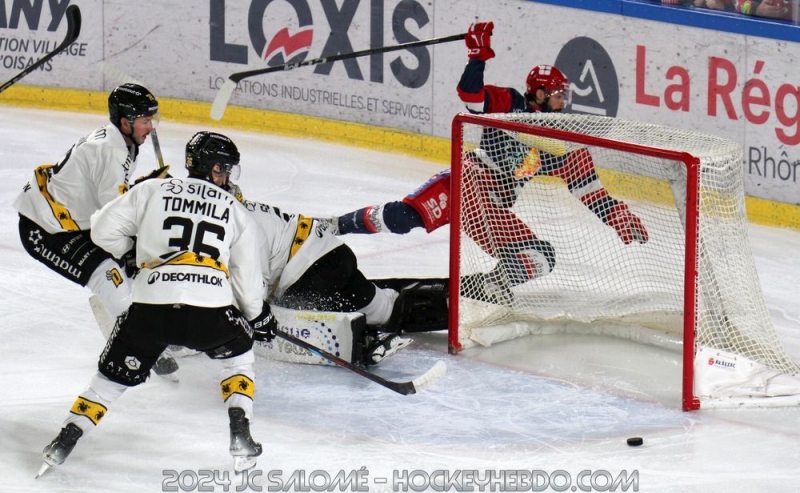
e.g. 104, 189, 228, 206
449, 112, 800, 410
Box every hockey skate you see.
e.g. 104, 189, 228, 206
365, 332, 413, 365
152, 350, 179, 382
460, 273, 514, 308
35, 423, 83, 478
229, 408, 262, 473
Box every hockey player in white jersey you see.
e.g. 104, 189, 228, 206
243, 198, 423, 365
13, 83, 178, 376
38, 131, 272, 477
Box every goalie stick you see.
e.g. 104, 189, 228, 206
275, 330, 446, 395
0, 5, 81, 94
210, 32, 466, 121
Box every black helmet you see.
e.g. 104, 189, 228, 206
108, 83, 159, 127
185, 131, 241, 179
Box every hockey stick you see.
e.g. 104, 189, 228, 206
210, 32, 466, 120
150, 128, 166, 168
275, 330, 446, 395
0, 5, 81, 94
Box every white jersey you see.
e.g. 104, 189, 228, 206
13, 123, 139, 234
90, 177, 265, 320
242, 200, 340, 299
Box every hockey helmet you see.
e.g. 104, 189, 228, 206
108, 83, 159, 127
185, 131, 241, 180
525, 65, 571, 104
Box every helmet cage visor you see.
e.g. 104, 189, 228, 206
212, 161, 241, 181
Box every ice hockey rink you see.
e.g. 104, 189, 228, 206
2, 106, 800, 492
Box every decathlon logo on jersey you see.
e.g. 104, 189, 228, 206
147, 271, 224, 287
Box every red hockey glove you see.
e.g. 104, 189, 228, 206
606, 203, 649, 245
466, 22, 495, 61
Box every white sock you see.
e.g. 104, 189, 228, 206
359, 286, 399, 326
220, 351, 256, 420
63, 373, 127, 433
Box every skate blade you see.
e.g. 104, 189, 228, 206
233, 456, 258, 473
35, 462, 51, 479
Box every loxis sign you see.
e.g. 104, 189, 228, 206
208, 0, 433, 89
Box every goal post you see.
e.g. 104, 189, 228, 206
448, 112, 800, 411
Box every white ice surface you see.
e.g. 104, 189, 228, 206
1, 107, 800, 492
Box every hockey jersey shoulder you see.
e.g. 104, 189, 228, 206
13, 124, 136, 233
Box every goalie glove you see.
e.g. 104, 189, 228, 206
249, 302, 277, 342
132, 165, 171, 186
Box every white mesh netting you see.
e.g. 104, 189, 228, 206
453, 113, 799, 391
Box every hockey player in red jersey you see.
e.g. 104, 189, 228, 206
331, 22, 648, 304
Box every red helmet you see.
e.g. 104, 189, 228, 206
525, 65, 570, 100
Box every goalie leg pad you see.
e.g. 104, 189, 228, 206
401, 169, 451, 233
258, 306, 365, 365
385, 280, 449, 333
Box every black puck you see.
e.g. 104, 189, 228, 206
626, 437, 644, 447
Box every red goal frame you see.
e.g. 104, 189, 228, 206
448, 113, 702, 411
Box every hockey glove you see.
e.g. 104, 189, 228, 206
117, 237, 138, 278
249, 302, 277, 342
133, 165, 171, 186
121, 247, 137, 278
606, 203, 649, 245
466, 22, 494, 61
